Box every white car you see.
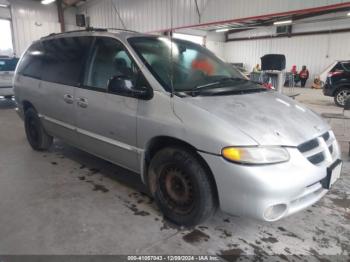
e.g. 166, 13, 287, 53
0, 56, 18, 99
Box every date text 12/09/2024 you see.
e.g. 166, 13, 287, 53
127, 256, 220, 261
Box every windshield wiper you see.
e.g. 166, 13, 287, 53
191, 77, 249, 96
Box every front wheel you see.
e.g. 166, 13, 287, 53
148, 147, 217, 226
334, 88, 350, 107
24, 108, 53, 151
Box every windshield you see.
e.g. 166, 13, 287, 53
128, 36, 255, 94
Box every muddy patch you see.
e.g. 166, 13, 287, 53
309, 248, 332, 262
219, 248, 243, 262
83, 179, 109, 193
128, 191, 154, 205
261, 236, 278, 244
51, 161, 58, 165
129, 204, 150, 216
89, 168, 100, 175
239, 238, 269, 259
216, 227, 233, 239
277, 227, 303, 241
331, 197, 350, 209
124, 203, 150, 217
93, 184, 109, 193
183, 229, 210, 244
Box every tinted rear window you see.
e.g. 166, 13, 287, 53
17, 42, 44, 79
0, 57, 18, 72
41, 36, 92, 86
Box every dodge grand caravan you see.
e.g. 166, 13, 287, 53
14, 29, 342, 226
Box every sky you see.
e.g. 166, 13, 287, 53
0, 19, 13, 56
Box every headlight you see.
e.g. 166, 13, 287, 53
222, 146, 290, 165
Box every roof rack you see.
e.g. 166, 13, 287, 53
41, 27, 138, 39
106, 28, 139, 33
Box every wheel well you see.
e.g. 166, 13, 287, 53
334, 85, 350, 96
22, 100, 35, 112
143, 136, 220, 206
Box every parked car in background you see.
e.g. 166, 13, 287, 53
322, 60, 350, 107
14, 30, 341, 226
0, 56, 19, 99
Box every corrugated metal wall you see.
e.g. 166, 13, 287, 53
10, 0, 60, 55
8, 0, 78, 56
224, 32, 350, 79
80, 0, 347, 32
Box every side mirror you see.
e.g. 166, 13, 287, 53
107, 76, 152, 100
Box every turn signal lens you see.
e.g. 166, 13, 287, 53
222, 147, 290, 165
222, 147, 242, 162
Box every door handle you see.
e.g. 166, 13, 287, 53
77, 97, 88, 108
63, 94, 74, 104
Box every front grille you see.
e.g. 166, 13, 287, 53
298, 139, 319, 153
297, 131, 337, 166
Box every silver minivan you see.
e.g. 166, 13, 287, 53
14, 29, 342, 226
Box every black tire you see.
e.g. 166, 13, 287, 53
24, 108, 53, 151
334, 88, 350, 107
148, 147, 216, 226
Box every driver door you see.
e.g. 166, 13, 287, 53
75, 37, 140, 172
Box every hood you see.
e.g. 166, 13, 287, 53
181, 91, 330, 147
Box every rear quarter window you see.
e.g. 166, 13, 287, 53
17, 42, 44, 79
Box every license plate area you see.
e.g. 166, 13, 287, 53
321, 159, 342, 189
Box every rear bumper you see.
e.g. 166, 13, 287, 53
0, 86, 13, 96
200, 146, 341, 221
322, 83, 334, 97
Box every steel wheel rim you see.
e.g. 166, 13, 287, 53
159, 165, 195, 215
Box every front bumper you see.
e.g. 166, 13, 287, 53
200, 146, 341, 221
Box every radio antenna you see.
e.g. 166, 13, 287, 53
169, 1, 175, 98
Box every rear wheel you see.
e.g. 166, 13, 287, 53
334, 88, 350, 107
148, 147, 216, 226
24, 108, 53, 151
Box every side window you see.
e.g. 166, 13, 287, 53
84, 37, 140, 92
17, 42, 44, 79
41, 37, 92, 86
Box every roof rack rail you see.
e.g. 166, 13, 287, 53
40, 27, 140, 40
106, 28, 139, 33
41, 27, 108, 39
